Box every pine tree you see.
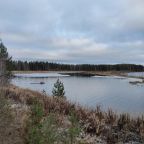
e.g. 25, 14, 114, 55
0, 40, 11, 85
52, 79, 65, 98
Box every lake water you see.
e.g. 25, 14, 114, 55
12, 72, 144, 116
128, 72, 144, 77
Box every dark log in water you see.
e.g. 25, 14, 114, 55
30, 82, 45, 85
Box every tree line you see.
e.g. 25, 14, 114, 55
1, 41, 143, 72
9, 61, 144, 72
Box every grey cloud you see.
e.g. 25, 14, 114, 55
0, 0, 144, 64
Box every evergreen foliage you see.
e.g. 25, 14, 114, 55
0, 41, 11, 70
10, 60, 144, 72
52, 79, 65, 98
0, 42, 8, 58
0, 41, 12, 85
68, 112, 81, 144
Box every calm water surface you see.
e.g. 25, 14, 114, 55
12, 72, 144, 116
128, 72, 144, 77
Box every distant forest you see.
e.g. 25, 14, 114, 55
9, 61, 144, 72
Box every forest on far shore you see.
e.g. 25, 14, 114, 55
1, 41, 144, 72
9, 61, 144, 72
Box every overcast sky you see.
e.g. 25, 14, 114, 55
0, 0, 144, 64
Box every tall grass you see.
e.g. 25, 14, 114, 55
1, 85, 144, 143
0, 91, 14, 143
0, 91, 13, 129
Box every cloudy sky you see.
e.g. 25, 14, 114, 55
0, 0, 144, 64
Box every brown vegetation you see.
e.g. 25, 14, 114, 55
0, 85, 144, 144
0, 89, 29, 144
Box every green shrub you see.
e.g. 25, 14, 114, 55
68, 112, 81, 144
27, 97, 82, 144
26, 98, 44, 144
27, 99, 60, 144
31, 100, 44, 125
60, 112, 81, 144
27, 125, 42, 144
41, 114, 59, 144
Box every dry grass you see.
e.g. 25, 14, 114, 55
0, 89, 29, 144
0, 85, 144, 143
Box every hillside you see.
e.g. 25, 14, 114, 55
0, 85, 144, 144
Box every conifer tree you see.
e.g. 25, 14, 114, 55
0, 40, 11, 85
52, 79, 65, 98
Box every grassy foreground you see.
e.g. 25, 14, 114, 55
0, 85, 144, 144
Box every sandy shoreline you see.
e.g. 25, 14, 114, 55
12, 70, 126, 75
